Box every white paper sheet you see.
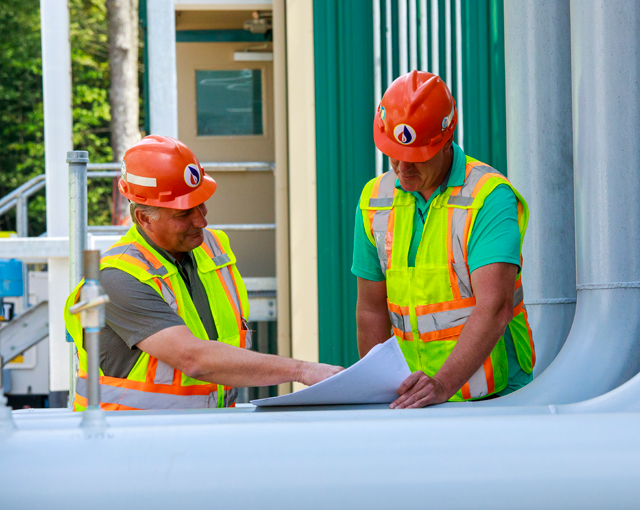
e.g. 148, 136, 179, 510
251, 337, 411, 407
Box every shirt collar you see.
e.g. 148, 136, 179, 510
394, 141, 466, 201
135, 224, 194, 269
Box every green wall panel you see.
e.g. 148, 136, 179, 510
461, 0, 508, 174
314, 0, 375, 368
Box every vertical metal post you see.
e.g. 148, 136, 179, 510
373, 0, 383, 176
83, 251, 102, 409
420, 0, 428, 71
409, 0, 418, 71
444, 0, 452, 86
41, 0, 73, 406
67, 150, 89, 405
147, 0, 178, 137
15, 195, 29, 312
67, 151, 89, 289
455, 0, 464, 150
385, 0, 393, 86
0, 354, 15, 431
430, 0, 439, 75
398, 0, 408, 75
503, 0, 575, 377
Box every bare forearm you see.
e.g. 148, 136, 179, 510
434, 305, 512, 398
137, 326, 337, 388
356, 309, 391, 357
188, 340, 307, 387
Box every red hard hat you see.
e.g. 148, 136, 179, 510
373, 70, 457, 162
119, 135, 216, 210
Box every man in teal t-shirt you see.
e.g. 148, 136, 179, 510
354, 70, 534, 409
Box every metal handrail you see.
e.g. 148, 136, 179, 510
87, 223, 276, 235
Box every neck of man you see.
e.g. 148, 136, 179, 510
136, 224, 186, 264
419, 145, 454, 202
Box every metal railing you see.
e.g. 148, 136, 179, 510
0, 161, 276, 237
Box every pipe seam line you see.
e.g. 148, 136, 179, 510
576, 282, 640, 290
525, 298, 577, 305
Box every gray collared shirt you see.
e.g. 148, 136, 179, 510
97, 226, 218, 378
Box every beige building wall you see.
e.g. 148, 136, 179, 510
175, 18, 275, 279
286, 0, 319, 386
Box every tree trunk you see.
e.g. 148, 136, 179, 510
107, 0, 140, 225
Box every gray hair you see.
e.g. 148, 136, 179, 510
130, 202, 162, 225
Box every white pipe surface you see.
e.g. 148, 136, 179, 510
40, 0, 72, 398
444, 0, 451, 86
483, 0, 640, 406
1, 409, 640, 509
503, 0, 575, 378
147, 0, 178, 137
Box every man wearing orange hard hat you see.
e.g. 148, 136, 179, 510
64, 135, 341, 411
353, 70, 535, 408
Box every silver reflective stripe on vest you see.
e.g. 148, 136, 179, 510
154, 360, 175, 385
224, 387, 238, 407
389, 310, 411, 334
219, 265, 243, 316
103, 243, 169, 277
448, 196, 474, 206
373, 230, 390, 276
416, 304, 475, 334
76, 377, 218, 409
449, 206, 473, 299
369, 197, 394, 207
514, 285, 524, 309
370, 171, 397, 276
213, 253, 231, 266
202, 229, 226, 259
458, 164, 496, 198
467, 364, 489, 399
158, 278, 178, 311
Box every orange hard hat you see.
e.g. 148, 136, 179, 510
119, 135, 216, 210
373, 70, 457, 163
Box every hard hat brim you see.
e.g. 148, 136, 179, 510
119, 173, 217, 210
373, 120, 456, 163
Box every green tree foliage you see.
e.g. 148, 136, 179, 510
0, 0, 118, 236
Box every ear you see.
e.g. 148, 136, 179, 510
444, 135, 454, 151
135, 208, 153, 232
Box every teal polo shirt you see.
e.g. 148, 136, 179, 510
352, 142, 531, 396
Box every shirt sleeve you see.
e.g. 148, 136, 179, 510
101, 268, 186, 349
467, 184, 522, 273
351, 205, 386, 281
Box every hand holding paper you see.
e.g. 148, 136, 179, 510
251, 337, 411, 407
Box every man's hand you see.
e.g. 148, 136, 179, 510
298, 363, 344, 386
389, 371, 448, 409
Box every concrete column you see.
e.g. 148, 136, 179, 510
40, 0, 73, 400
503, 0, 575, 377
147, 0, 178, 137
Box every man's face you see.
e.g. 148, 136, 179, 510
144, 203, 208, 255
389, 141, 451, 195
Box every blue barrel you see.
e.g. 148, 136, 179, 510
0, 259, 23, 297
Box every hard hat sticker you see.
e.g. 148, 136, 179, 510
442, 105, 455, 130
184, 164, 201, 188
394, 124, 416, 145
380, 106, 386, 120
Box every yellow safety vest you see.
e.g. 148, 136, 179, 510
359, 157, 535, 400
64, 226, 251, 411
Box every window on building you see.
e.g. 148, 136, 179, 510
196, 69, 263, 136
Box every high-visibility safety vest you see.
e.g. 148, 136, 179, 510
359, 157, 535, 401
64, 226, 252, 411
